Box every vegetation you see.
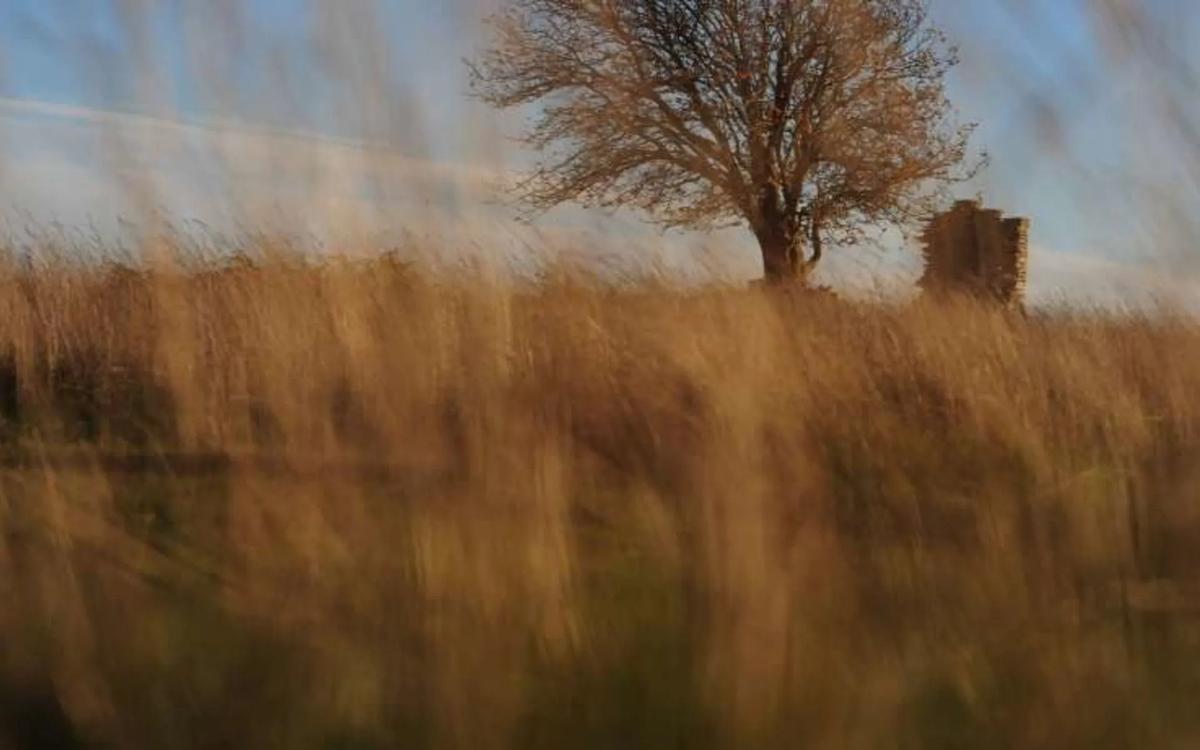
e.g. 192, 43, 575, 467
1, 238, 1199, 748
471, 0, 974, 283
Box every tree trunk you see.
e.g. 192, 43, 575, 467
754, 222, 803, 284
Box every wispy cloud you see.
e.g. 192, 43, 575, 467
0, 96, 1196, 307
0, 96, 504, 231
1028, 245, 1200, 311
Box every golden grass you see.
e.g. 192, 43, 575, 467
1, 240, 1199, 748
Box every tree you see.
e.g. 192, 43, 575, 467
470, 0, 977, 283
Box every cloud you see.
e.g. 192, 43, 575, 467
1028, 245, 1200, 311
0, 97, 498, 186
0, 96, 1196, 309
0, 96, 506, 235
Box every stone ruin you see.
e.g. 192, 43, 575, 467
919, 199, 1030, 307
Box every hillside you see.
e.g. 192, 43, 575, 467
1, 246, 1198, 747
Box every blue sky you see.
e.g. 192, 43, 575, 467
0, 0, 1197, 304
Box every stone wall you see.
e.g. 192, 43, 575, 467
919, 200, 1029, 307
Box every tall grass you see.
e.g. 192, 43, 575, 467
0, 237, 1198, 748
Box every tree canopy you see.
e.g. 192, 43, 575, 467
471, 0, 977, 282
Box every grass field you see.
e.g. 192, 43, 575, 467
1, 240, 1199, 748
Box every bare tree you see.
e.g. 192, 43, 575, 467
471, 0, 976, 283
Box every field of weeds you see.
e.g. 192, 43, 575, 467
0, 241, 1198, 748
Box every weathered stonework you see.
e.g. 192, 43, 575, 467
920, 200, 1029, 307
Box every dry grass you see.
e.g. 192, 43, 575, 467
1, 238, 1199, 748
